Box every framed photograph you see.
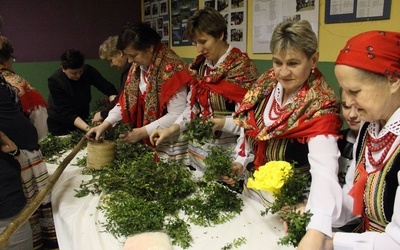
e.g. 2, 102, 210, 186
151, 2, 159, 17
160, 0, 168, 15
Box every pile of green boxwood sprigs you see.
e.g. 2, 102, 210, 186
39, 117, 310, 249
40, 122, 246, 249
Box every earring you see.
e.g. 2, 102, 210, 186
311, 68, 315, 74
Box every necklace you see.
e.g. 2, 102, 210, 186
366, 132, 397, 167
268, 99, 287, 120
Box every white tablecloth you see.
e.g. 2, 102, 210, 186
47, 150, 295, 250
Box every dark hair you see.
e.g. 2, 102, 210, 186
184, 7, 227, 42
117, 21, 161, 51
0, 36, 13, 63
60, 49, 85, 69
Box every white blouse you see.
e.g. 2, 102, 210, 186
30, 106, 48, 140
105, 68, 187, 136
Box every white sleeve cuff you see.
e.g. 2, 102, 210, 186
222, 116, 241, 135
307, 212, 333, 237
334, 232, 377, 250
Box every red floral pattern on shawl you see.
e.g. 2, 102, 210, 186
0, 63, 47, 115
234, 68, 342, 167
118, 43, 191, 126
187, 47, 259, 118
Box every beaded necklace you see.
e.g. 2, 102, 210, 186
366, 132, 397, 167
268, 99, 287, 120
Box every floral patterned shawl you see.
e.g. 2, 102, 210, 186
118, 43, 191, 126
0, 63, 47, 115
188, 47, 259, 117
234, 68, 342, 167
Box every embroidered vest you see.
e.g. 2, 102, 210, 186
354, 123, 400, 232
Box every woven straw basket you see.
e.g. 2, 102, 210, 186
86, 140, 116, 170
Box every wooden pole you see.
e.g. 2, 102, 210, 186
0, 136, 86, 249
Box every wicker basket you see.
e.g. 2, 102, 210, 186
86, 140, 116, 170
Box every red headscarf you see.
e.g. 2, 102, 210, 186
335, 30, 400, 78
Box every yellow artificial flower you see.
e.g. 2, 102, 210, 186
247, 161, 293, 194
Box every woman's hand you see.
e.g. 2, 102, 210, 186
280, 200, 307, 234
297, 229, 333, 250
91, 111, 104, 123
221, 162, 244, 186
118, 127, 147, 144
86, 122, 110, 141
212, 117, 226, 131
149, 124, 180, 146
0, 131, 17, 153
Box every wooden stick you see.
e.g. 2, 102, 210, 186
0, 136, 86, 249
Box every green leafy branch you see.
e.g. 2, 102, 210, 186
203, 146, 234, 182
185, 117, 215, 145
262, 171, 312, 248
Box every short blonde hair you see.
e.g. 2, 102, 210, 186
99, 36, 119, 60
270, 19, 317, 59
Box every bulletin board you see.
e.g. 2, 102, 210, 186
200, 0, 248, 52
325, 0, 391, 24
143, 0, 171, 46
252, 0, 319, 54
171, 0, 199, 46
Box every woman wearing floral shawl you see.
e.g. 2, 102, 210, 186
150, 7, 259, 171
224, 19, 342, 248
87, 22, 191, 162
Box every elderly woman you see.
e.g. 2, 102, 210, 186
224, 19, 343, 248
92, 35, 131, 123
87, 21, 191, 162
318, 31, 400, 249
150, 7, 259, 171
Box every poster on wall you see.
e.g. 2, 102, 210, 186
325, 0, 391, 23
252, 0, 319, 54
171, 0, 198, 46
200, 0, 247, 52
144, 0, 171, 46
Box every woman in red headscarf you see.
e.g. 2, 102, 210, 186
317, 31, 400, 249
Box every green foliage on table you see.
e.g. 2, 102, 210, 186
185, 116, 215, 145
164, 217, 193, 249
203, 146, 234, 182
39, 130, 85, 163
221, 237, 247, 250
183, 180, 243, 226
74, 144, 244, 249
